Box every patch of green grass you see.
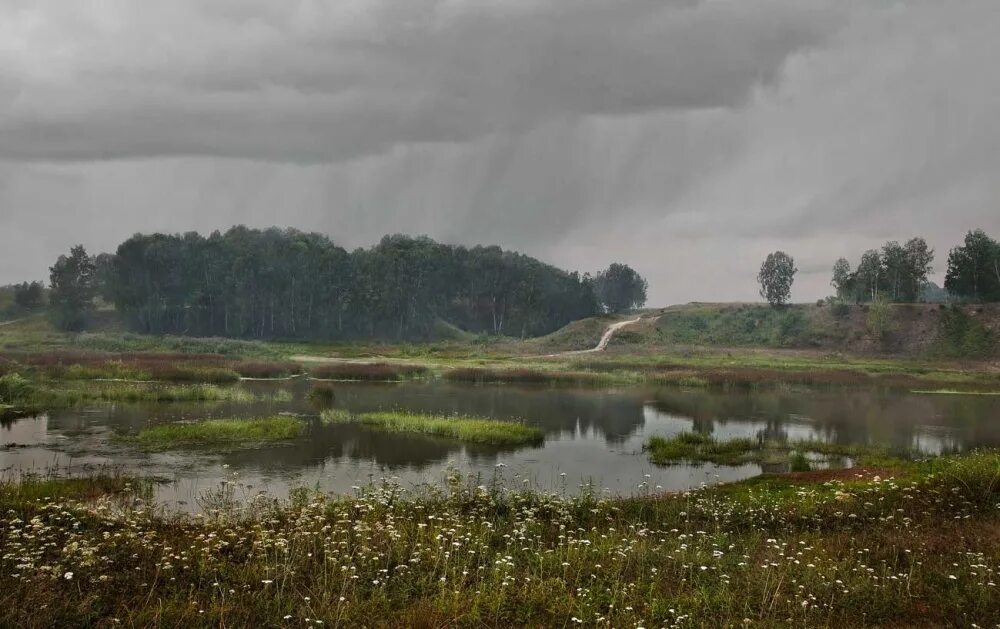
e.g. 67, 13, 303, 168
2, 375, 257, 406
0, 473, 151, 503
322, 409, 544, 446
125, 416, 304, 450
645, 431, 900, 467
84, 383, 256, 404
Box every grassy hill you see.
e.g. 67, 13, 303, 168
603, 302, 1000, 359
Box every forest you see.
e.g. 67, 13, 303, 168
43, 227, 648, 340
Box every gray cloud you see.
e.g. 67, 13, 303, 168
0, 0, 838, 161
2, 0, 999, 306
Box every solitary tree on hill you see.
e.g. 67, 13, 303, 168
594, 263, 648, 313
49, 245, 96, 331
757, 251, 796, 307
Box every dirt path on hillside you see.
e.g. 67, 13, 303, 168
542, 315, 645, 357
587, 316, 644, 353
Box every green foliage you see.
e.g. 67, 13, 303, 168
831, 257, 853, 299
0, 373, 34, 403
101, 227, 600, 341
937, 307, 997, 358
322, 409, 545, 446
789, 451, 812, 472
757, 251, 797, 306
829, 299, 851, 319
48, 245, 96, 331
12, 281, 45, 310
945, 229, 1000, 302
655, 305, 815, 347
125, 416, 304, 449
866, 297, 892, 341
594, 262, 647, 313
840, 238, 934, 303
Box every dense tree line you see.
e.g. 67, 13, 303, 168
829, 237, 934, 303
46, 227, 647, 339
12, 281, 45, 310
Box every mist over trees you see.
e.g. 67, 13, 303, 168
594, 263, 648, 313
757, 251, 796, 306
75, 227, 613, 340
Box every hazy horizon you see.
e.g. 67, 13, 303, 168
3, 1, 1000, 306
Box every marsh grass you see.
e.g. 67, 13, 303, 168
1, 374, 257, 407
124, 416, 304, 450
0, 472, 151, 502
443, 367, 607, 386
645, 431, 898, 467
3, 452, 1000, 627
233, 361, 303, 379
322, 409, 544, 446
309, 362, 428, 381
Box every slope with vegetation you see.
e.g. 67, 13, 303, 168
603, 302, 1000, 359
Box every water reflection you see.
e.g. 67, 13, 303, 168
2, 381, 999, 509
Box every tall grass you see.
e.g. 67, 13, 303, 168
322, 409, 544, 446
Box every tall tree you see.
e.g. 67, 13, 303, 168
757, 251, 796, 307
48, 245, 96, 331
945, 229, 1000, 302
881, 241, 908, 302
855, 249, 885, 302
901, 237, 934, 302
830, 258, 853, 300
594, 263, 648, 313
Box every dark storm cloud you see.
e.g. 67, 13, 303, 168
2, 0, 999, 305
0, 0, 837, 162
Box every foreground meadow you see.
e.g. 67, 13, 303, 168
3, 453, 1000, 627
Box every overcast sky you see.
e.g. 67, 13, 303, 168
2, 0, 999, 306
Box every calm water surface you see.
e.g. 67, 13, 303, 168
2, 380, 999, 510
